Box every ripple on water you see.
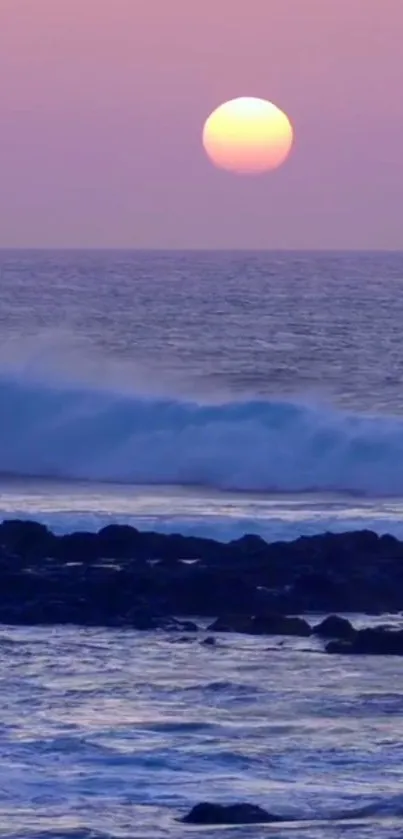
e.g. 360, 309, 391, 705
0, 625, 401, 837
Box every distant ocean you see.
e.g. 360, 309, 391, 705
2, 248, 403, 541
2, 250, 403, 839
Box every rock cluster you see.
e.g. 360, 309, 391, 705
0, 520, 402, 639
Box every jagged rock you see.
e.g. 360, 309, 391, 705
181, 802, 282, 825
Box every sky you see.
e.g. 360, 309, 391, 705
0, 0, 402, 249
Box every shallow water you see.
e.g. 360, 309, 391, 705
0, 622, 403, 838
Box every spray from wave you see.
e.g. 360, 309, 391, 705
1, 342, 403, 495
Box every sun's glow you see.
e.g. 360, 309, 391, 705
203, 97, 294, 175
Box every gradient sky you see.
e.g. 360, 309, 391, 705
0, 0, 402, 249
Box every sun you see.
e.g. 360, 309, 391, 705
202, 97, 294, 175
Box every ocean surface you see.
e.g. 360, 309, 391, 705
2, 249, 403, 837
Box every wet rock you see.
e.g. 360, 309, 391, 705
163, 569, 259, 616
165, 619, 199, 633
53, 531, 101, 563
291, 572, 345, 611
312, 615, 356, 639
97, 524, 141, 559
169, 635, 194, 644
126, 608, 165, 631
207, 615, 251, 633
207, 614, 311, 637
326, 627, 403, 656
0, 519, 54, 560
250, 614, 311, 637
228, 533, 269, 559
182, 802, 282, 825
3, 520, 403, 627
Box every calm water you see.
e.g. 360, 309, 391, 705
1, 250, 403, 838
2, 249, 403, 410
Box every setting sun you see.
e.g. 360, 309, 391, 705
202, 97, 294, 175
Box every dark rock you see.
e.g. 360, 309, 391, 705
169, 635, 194, 644
291, 572, 345, 610
379, 533, 402, 553
207, 615, 251, 633
54, 531, 101, 562
165, 619, 199, 633
250, 614, 311, 637
207, 613, 311, 637
201, 636, 217, 646
341, 529, 379, 552
126, 608, 164, 631
97, 524, 141, 558
326, 627, 403, 656
2, 520, 403, 627
228, 533, 269, 557
0, 519, 54, 560
162, 568, 259, 616
181, 802, 282, 825
312, 615, 356, 639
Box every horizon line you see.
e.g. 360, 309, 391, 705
0, 246, 402, 254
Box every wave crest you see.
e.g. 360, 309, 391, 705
1, 372, 402, 495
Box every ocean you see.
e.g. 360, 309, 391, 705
1, 249, 403, 837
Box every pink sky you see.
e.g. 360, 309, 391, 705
0, 0, 402, 248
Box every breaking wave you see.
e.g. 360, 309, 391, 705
2, 369, 403, 496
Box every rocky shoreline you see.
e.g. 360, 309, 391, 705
0, 519, 402, 652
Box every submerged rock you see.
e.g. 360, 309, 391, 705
182, 802, 282, 825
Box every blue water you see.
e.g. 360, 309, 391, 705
2, 249, 403, 538
2, 249, 403, 837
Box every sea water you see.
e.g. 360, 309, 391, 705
1, 249, 403, 837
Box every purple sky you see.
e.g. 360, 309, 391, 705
0, 0, 402, 249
